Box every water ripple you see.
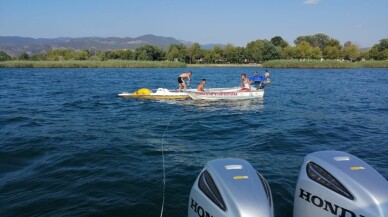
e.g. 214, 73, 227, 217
0, 68, 387, 217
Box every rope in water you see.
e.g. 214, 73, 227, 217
159, 105, 179, 217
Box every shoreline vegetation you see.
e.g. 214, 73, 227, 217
188, 63, 261, 67
1, 60, 388, 68
262, 59, 388, 68
0, 60, 186, 68
1, 33, 387, 69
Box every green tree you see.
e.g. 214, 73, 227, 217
47, 49, 74, 61
326, 38, 341, 49
245, 40, 282, 62
294, 41, 311, 59
73, 50, 89, 60
380, 38, 388, 49
383, 49, 388, 60
202, 50, 213, 63
167, 46, 180, 61
341, 41, 361, 61
313, 33, 331, 50
270, 36, 289, 48
0, 51, 11, 61
104, 50, 120, 60
30, 52, 48, 61
261, 42, 282, 61
212, 45, 224, 62
295, 35, 316, 47
201, 45, 225, 63
166, 44, 186, 62
245, 40, 264, 63
108, 49, 133, 60
368, 46, 382, 60
360, 50, 370, 60
223, 44, 245, 63
311, 47, 323, 59
235, 47, 246, 63
134, 45, 164, 61
94, 51, 107, 61
18, 52, 30, 60
368, 38, 388, 60
120, 49, 133, 60
295, 33, 334, 50
282, 46, 297, 59
323, 46, 340, 59
294, 41, 322, 59
186, 43, 203, 64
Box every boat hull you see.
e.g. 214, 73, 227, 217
187, 89, 264, 100
118, 93, 189, 99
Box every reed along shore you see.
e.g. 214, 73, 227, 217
262, 60, 388, 68
0, 60, 186, 68
1, 60, 387, 68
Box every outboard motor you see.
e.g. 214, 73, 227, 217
188, 158, 273, 217
294, 150, 388, 217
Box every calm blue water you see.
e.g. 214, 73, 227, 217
1, 67, 387, 217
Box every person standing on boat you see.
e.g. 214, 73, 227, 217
178, 71, 192, 92
240, 73, 251, 91
197, 79, 206, 92
264, 70, 271, 82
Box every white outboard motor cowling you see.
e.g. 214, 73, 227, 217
188, 158, 274, 217
294, 150, 388, 217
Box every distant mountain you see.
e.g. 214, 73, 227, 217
0, 34, 193, 56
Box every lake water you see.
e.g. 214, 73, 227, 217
1, 67, 387, 217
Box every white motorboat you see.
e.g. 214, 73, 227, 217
119, 86, 265, 101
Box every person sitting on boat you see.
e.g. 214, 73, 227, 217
252, 72, 264, 89
178, 71, 192, 92
252, 72, 260, 84
240, 73, 251, 91
197, 79, 206, 92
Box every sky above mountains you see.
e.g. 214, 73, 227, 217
1, 0, 387, 47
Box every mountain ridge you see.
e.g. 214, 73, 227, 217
0, 35, 224, 56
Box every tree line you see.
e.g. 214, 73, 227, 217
1, 33, 387, 63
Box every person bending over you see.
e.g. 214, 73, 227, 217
178, 71, 192, 92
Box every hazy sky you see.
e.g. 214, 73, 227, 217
0, 0, 387, 47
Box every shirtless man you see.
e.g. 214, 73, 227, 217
197, 79, 206, 92
178, 71, 192, 91
240, 73, 251, 91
